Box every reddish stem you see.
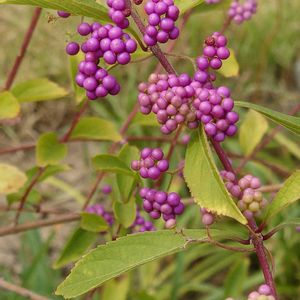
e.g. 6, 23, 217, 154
4, 8, 42, 90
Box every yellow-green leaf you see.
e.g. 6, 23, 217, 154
218, 48, 239, 78
0, 91, 20, 120
113, 197, 137, 228
264, 171, 300, 221
184, 127, 247, 224
71, 117, 122, 142
80, 212, 108, 233
0, 163, 27, 195
36, 132, 68, 167
12, 78, 68, 102
239, 110, 269, 156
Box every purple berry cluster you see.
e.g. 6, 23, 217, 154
140, 188, 185, 228
86, 204, 114, 225
228, 0, 258, 24
248, 284, 275, 300
131, 210, 156, 232
221, 171, 267, 217
200, 208, 215, 226
57, 11, 71, 18
144, 0, 180, 46
131, 147, 169, 180
194, 32, 231, 88
106, 0, 130, 29
102, 184, 112, 194
66, 22, 137, 100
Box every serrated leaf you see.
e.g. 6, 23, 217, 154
0, 91, 20, 120
53, 228, 98, 269
239, 110, 269, 156
70, 117, 122, 142
0, 0, 110, 21
236, 101, 300, 135
184, 127, 247, 224
12, 78, 68, 102
56, 229, 212, 298
113, 197, 136, 228
174, 0, 205, 15
264, 171, 300, 221
36, 132, 68, 167
0, 163, 27, 195
117, 145, 139, 203
80, 212, 108, 233
218, 48, 239, 78
92, 154, 136, 177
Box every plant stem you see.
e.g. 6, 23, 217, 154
127, 2, 278, 297
3, 8, 42, 90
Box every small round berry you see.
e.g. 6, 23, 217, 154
66, 42, 80, 55
102, 185, 112, 194
57, 11, 71, 18
77, 22, 91, 36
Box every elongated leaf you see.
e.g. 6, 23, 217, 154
12, 78, 68, 102
175, 0, 204, 14
71, 117, 122, 142
264, 171, 300, 221
0, 91, 20, 120
56, 229, 212, 298
92, 154, 136, 177
80, 212, 108, 233
0, 163, 27, 195
117, 145, 139, 203
36, 132, 68, 166
239, 110, 268, 156
184, 127, 247, 224
0, 0, 110, 21
102, 277, 129, 300
113, 198, 137, 228
236, 101, 300, 135
274, 133, 300, 159
131, 112, 159, 127
53, 228, 98, 269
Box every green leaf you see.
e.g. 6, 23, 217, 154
239, 110, 269, 156
224, 258, 249, 297
184, 127, 247, 224
0, 0, 110, 21
194, 0, 231, 13
131, 112, 159, 127
56, 229, 211, 298
175, 0, 204, 14
36, 132, 68, 167
218, 48, 239, 78
274, 133, 300, 159
0, 91, 20, 120
236, 101, 300, 135
70, 117, 122, 142
92, 154, 136, 177
53, 228, 98, 269
113, 198, 137, 228
12, 78, 68, 103
117, 145, 139, 203
0, 163, 27, 195
264, 171, 300, 221
7, 188, 41, 205
80, 212, 108, 233
69, 53, 86, 104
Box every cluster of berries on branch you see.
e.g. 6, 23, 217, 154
140, 188, 185, 228
221, 171, 267, 217
226, 284, 275, 300
144, 0, 180, 46
131, 147, 169, 180
65, 21, 137, 100
106, 0, 130, 29
228, 0, 258, 24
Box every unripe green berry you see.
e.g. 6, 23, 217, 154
249, 202, 260, 212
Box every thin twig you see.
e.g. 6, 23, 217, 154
0, 278, 51, 300
0, 214, 80, 237
4, 8, 42, 90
